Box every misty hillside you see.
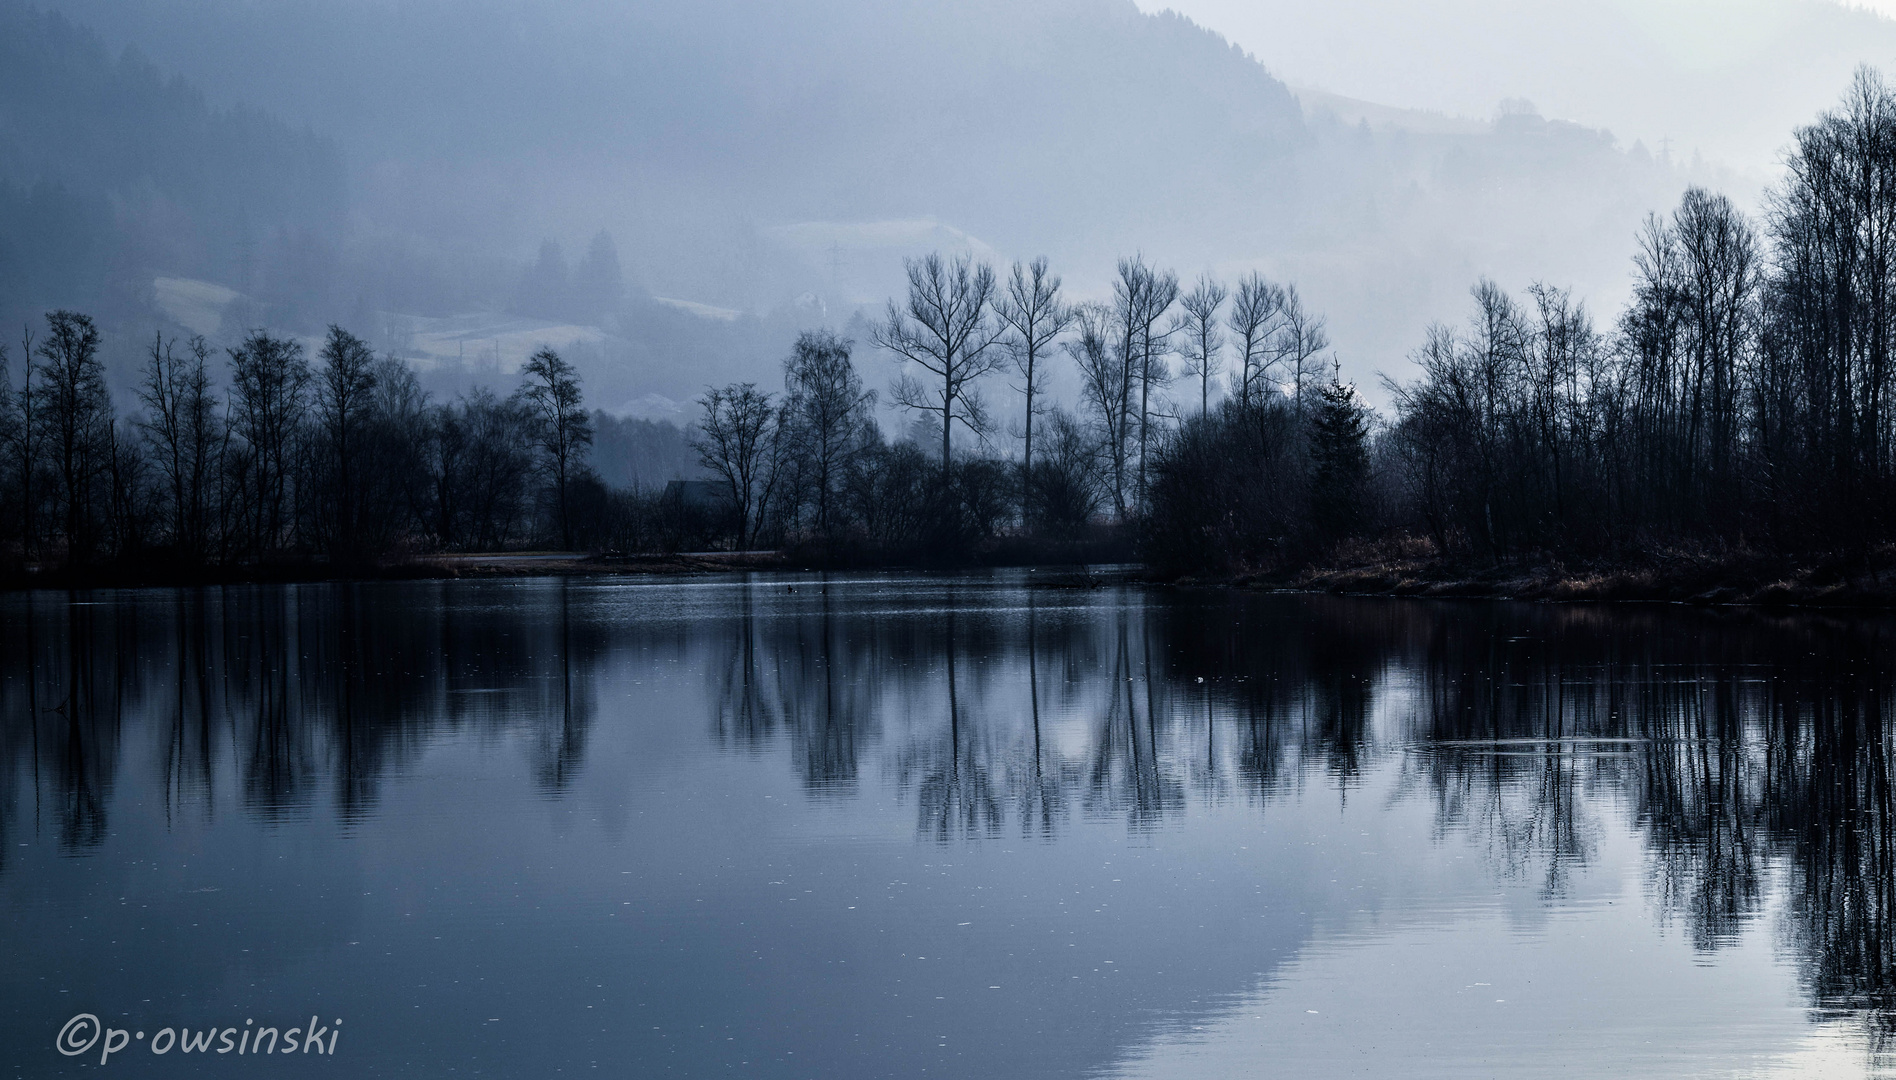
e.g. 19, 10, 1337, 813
1163, 0, 1896, 178
12, 0, 1724, 412
38, 0, 1306, 295
0, 2, 342, 332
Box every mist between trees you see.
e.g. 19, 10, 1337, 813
10, 68, 1896, 582
697, 70, 1896, 575
0, 241, 1342, 573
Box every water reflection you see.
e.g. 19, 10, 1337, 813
4, 578, 1896, 1072
1, 582, 602, 851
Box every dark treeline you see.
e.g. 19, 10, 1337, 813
19, 70, 1896, 578
702, 67, 1896, 576
1162, 66, 1896, 574
0, 241, 1340, 572
0, 314, 707, 574
690, 255, 1111, 562
687, 252, 1348, 563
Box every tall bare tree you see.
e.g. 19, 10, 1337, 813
1111, 256, 1178, 506
1067, 303, 1133, 518
35, 310, 111, 562
876, 252, 1007, 472
517, 346, 592, 549
994, 257, 1073, 484
693, 382, 780, 550
227, 329, 310, 556
1228, 273, 1285, 408
369, 354, 431, 546
1275, 285, 1329, 413
781, 330, 874, 540
136, 333, 222, 560
315, 325, 379, 558
1175, 275, 1227, 415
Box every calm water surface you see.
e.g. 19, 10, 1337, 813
3, 572, 1895, 1078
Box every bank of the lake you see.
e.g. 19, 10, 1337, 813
0, 550, 785, 590
14, 537, 1896, 611
1190, 543, 1896, 610
0, 534, 1138, 591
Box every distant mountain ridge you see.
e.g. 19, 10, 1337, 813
32, 0, 1310, 287
12, 0, 1714, 409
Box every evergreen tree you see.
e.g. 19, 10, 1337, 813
1307, 375, 1369, 545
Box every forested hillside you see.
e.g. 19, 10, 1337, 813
0, 2, 344, 333
29, 0, 1699, 400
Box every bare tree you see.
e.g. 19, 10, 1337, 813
517, 346, 592, 549
876, 252, 1007, 472
136, 333, 222, 560
1175, 274, 1227, 415
781, 330, 875, 540
373, 355, 432, 535
994, 257, 1073, 484
1030, 406, 1103, 536
315, 325, 379, 558
1067, 302, 1133, 517
1111, 256, 1178, 506
1275, 285, 1329, 413
1769, 66, 1896, 541
0, 330, 35, 558
35, 310, 111, 562
1228, 273, 1284, 408
227, 329, 310, 556
693, 382, 780, 550
455, 387, 535, 549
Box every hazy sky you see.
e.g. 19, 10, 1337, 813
1136, 0, 1896, 182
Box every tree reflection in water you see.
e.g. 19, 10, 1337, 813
0, 581, 601, 855
4, 579, 1896, 1050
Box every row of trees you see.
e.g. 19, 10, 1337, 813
1379, 67, 1896, 563
693, 251, 1354, 558
694, 328, 1031, 556
691, 66, 1896, 568
1139, 65, 1896, 573
4, 235, 1358, 568
24, 68, 1896, 575
0, 316, 598, 570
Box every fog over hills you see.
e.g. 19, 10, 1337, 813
5, 0, 1795, 419
1147, 0, 1896, 180
0, 3, 341, 331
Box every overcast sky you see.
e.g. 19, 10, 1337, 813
1136, 0, 1896, 184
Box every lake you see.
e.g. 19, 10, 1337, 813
3, 572, 1894, 1078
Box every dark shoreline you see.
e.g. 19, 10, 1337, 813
1176, 548, 1896, 611
10, 547, 1896, 612
0, 550, 787, 592
0, 541, 1132, 593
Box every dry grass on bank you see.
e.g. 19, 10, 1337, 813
1187, 538, 1896, 609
